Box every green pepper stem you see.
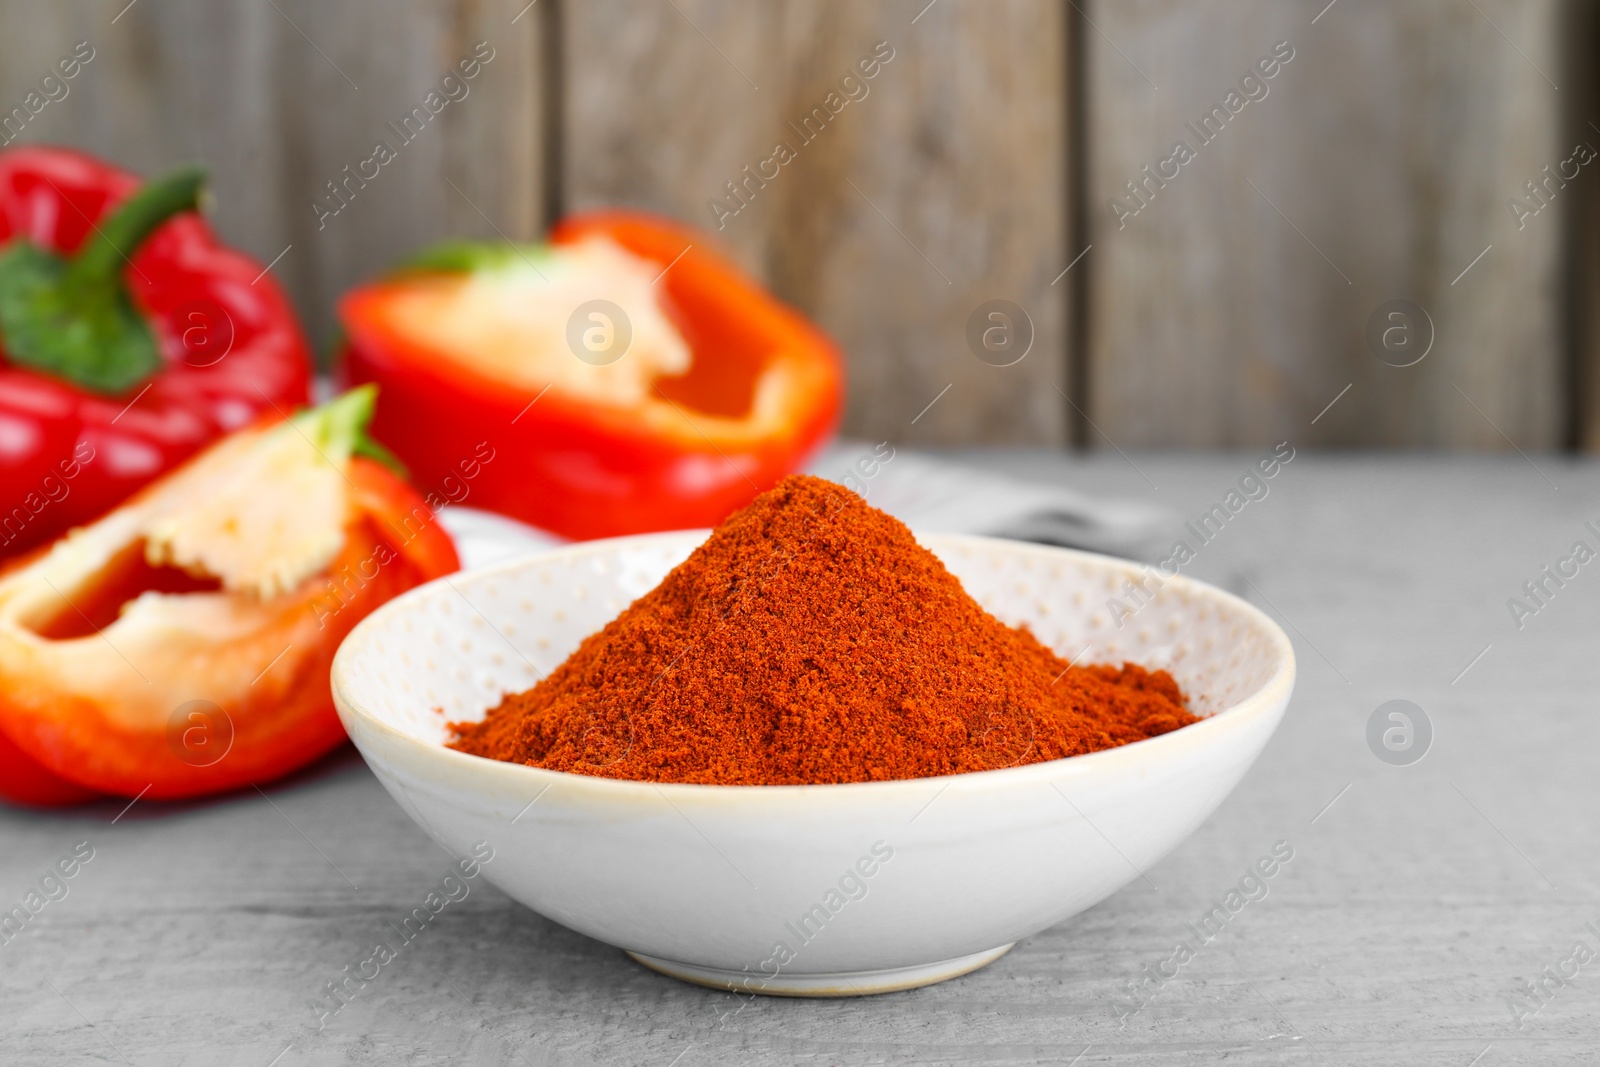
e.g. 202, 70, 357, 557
68, 165, 207, 285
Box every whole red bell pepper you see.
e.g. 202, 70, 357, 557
338, 210, 843, 540
0, 147, 311, 556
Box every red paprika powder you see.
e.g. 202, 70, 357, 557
450, 475, 1198, 785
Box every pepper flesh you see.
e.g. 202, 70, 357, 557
339, 210, 843, 540
0, 725, 100, 806
0, 393, 458, 800
0, 148, 311, 557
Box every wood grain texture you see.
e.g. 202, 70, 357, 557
1572, 0, 1600, 451
0, 0, 546, 354
0, 0, 1588, 450
561, 0, 1070, 445
1083, 0, 1570, 449
5, 456, 1600, 1065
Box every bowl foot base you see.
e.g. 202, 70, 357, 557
625, 942, 1016, 997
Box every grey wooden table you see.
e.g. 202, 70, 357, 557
4, 454, 1599, 1066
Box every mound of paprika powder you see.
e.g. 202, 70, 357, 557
450, 475, 1198, 785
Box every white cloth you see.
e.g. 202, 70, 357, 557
435, 506, 562, 570
807, 444, 1170, 559
437, 446, 1171, 572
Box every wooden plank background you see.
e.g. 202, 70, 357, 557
1084, 0, 1571, 450
0, 0, 1590, 449
0, 0, 545, 359
563, 0, 1069, 444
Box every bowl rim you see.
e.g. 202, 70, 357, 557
330, 529, 1297, 802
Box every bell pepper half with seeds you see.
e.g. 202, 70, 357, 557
338, 210, 845, 540
0, 386, 458, 804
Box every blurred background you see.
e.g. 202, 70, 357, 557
3, 0, 1594, 450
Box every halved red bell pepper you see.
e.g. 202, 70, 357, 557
338, 210, 843, 540
0, 387, 457, 801
0, 726, 100, 806
0, 147, 312, 557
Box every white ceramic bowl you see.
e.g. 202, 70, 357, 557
331, 532, 1295, 996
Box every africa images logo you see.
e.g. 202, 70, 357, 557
1112, 840, 1294, 1023
713, 840, 895, 1025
